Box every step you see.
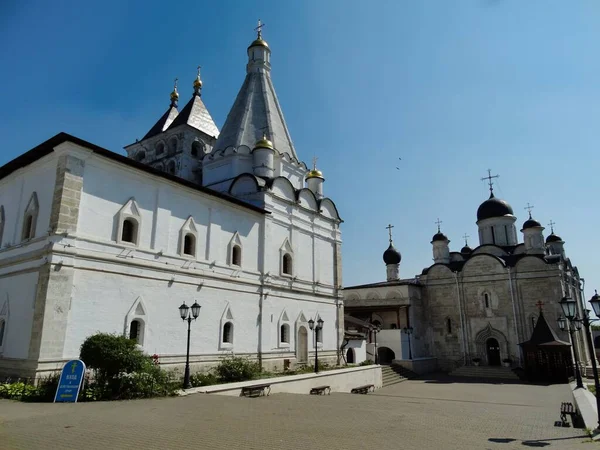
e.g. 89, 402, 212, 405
450, 366, 520, 380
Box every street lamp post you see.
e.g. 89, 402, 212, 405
179, 301, 201, 389
373, 325, 381, 364
557, 315, 584, 389
308, 318, 324, 373
560, 294, 600, 430
403, 326, 413, 360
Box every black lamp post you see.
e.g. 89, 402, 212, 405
373, 325, 381, 364
308, 318, 324, 373
560, 294, 600, 430
557, 314, 584, 389
179, 301, 201, 389
403, 326, 414, 360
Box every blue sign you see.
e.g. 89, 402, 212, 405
54, 359, 86, 403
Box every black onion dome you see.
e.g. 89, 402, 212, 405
460, 245, 472, 254
431, 232, 448, 242
546, 233, 563, 243
522, 218, 541, 229
477, 194, 514, 221
383, 243, 401, 265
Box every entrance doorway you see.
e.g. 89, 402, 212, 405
377, 347, 396, 365
346, 348, 355, 364
297, 326, 308, 363
486, 338, 501, 366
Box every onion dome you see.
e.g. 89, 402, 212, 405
306, 168, 324, 180
477, 193, 514, 221
383, 243, 401, 265
431, 231, 448, 243
546, 233, 563, 243
460, 245, 472, 254
193, 66, 202, 95
253, 135, 274, 150
169, 78, 179, 107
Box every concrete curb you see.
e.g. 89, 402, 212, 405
569, 381, 600, 440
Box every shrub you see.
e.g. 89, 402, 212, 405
359, 360, 374, 366
190, 372, 219, 387
80, 333, 147, 382
214, 355, 260, 383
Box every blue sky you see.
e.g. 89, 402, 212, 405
1, 0, 599, 305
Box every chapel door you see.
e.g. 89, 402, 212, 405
486, 338, 501, 366
297, 326, 308, 363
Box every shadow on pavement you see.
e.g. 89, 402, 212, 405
417, 372, 556, 387
488, 435, 589, 447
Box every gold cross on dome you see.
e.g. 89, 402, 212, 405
386, 224, 394, 243
481, 169, 499, 195
535, 300, 544, 312
548, 220, 556, 233
462, 233, 469, 245
524, 203, 534, 218
255, 19, 265, 38
435, 218, 443, 232
312, 156, 318, 170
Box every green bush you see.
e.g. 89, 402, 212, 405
189, 372, 219, 387
214, 355, 260, 383
0, 373, 61, 402
359, 360, 374, 366
80, 333, 147, 382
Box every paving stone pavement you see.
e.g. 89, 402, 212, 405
0, 375, 592, 449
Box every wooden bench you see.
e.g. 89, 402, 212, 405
310, 385, 331, 395
559, 402, 577, 427
351, 384, 374, 395
241, 383, 271, 398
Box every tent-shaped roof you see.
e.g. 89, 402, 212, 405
519, 311, 570, 347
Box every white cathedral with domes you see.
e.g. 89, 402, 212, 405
344, 175, 588, 376
0, 26, 343, 378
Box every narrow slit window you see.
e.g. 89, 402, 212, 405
122, 218, 137, 244
0, 320, 5, 346
282, 253, 292, 275
280, 324, 289, 343
183, 234, 195, 256
129, 320, 140, 342
484, 293, 490, 308
446, 318, 452, 334
232, 245, 241, 266
223, 322, 233, 344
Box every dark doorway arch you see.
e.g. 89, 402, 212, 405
595, 335, 600, 349
346, 348, 355, 364
377, 346, 395, 364
486, 338, 501, 366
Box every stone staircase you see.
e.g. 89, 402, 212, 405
381, 364, 418, 387
449, 365, 520, 380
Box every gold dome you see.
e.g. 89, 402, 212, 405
249, 38, 269, 49
305, 169, 324, 180
170, 77, 179, 104
193, 65, 202, 94
254, 136, 274, 150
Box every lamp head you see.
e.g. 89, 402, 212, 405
179, 302, 189, 320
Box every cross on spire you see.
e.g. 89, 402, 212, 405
462, 233, 470, 245
535, 300, 544, 312
548, 220, 556, 233
312, 156, 318, 170
435, 218, 443, 232
255, 19, 265, 39
481, 169, 499, 196
386, 224, 394, 244
524, 202, 534, 219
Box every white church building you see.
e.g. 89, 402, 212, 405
0, 27, 343, 378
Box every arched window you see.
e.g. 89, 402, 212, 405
129, 319, 141, 342
135, 151, 146, 162
183, 234, 196, 256
446, 318, 452, 335
484, 293, 490, 309
191, 141, 204, 157
122, 218, 138, 244
0, 319, 5, 347
167, 160, 176, 175
155, 143, 165, 155
282, 253, 292, 275
223, 322, 233, 344
280, 324, 290, 344
232, 245, 241, 266
22, 215, 34, 240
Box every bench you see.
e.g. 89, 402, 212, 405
351, 384, 374, 395
558, 402, 577, 427
310, 385, 331, 395
241, 383, 271, 398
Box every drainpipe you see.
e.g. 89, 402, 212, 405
453, 271, 468, 365
507, 267, 521, 365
